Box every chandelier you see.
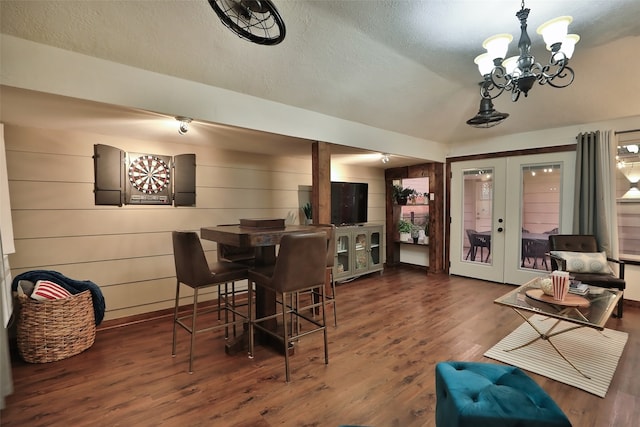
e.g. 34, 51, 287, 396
467, 1, 579, 127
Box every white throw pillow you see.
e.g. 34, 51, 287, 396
549, 251, 612, 274
31, 280, 72, 301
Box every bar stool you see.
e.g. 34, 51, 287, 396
299, 224, 338, 327
171, 231, 249, 373
247, 231, 328, 382
320, 224, 338, 326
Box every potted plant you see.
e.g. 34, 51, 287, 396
393, 185, 417, 205
302, 202, 312, 225
398, 219, 412, 242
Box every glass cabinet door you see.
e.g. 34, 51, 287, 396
369, 230, 381, 266
332, 225, 384, 281
354, 231, 368, 272
335, 234, 351, 276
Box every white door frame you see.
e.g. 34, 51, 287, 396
450, 158, 506, 282
449, 152, 575, 284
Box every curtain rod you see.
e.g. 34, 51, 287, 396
615, 129, 640, 135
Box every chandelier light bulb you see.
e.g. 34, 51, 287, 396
502, 56, 520, 75
474, 53, 495, 76
552, 34, 580, 59
537, 16, 573, 50
482, 33, 513, 61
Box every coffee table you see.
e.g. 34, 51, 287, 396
494, 278, 622, 378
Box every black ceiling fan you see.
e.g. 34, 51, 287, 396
208, 0, 286, 46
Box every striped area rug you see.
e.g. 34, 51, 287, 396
484, 314, 628, 397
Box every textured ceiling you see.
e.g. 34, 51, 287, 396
1, 0, 640, 163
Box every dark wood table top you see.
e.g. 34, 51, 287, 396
201, 224, 320, 248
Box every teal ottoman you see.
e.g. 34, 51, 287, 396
435, 361, 571, 427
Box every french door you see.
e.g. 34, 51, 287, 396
450, 152, 575, 285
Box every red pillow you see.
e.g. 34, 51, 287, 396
31, 280, 72, 301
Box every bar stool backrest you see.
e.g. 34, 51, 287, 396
271, 232, 327, 293
312, 224, 336, 268
172, 231, 213, 287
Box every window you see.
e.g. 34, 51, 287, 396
616, 135, 640, 260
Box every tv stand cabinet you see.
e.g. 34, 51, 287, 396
334, 224, 383, 282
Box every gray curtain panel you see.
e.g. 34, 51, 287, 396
573, 130, 619, 257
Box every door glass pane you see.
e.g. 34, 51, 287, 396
336, 234, 350, 274
520, 163, 561, 271
370, 231, 381, 265
354, 232, 368, 271
616, 141, 640, 259
462, 168, 493, 263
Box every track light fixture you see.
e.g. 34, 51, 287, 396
381, 153, 390, 164
176, 116, 192, 135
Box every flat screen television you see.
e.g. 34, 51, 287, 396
331, 181, 368, 225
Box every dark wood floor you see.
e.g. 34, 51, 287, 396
2, 266, 638, 426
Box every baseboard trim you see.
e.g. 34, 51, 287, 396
97, 295, 249, 332
96, 289, 637, 332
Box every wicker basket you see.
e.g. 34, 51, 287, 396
17, 290, 96, 363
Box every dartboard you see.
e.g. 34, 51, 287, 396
128, 155, 171, 194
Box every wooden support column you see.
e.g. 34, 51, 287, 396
312, 142, 331, 225
428, 162, 445, 273
385, 167, 407, 266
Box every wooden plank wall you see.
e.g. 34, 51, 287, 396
4, 125, 385, 321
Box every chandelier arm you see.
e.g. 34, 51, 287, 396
538, 51, 574, 88
545, 66, 575, 88
481, 77, 506, 100
489, 66, 512, 91
529, 62, 543, 76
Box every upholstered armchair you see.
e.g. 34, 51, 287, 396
548, 234, 625, 317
